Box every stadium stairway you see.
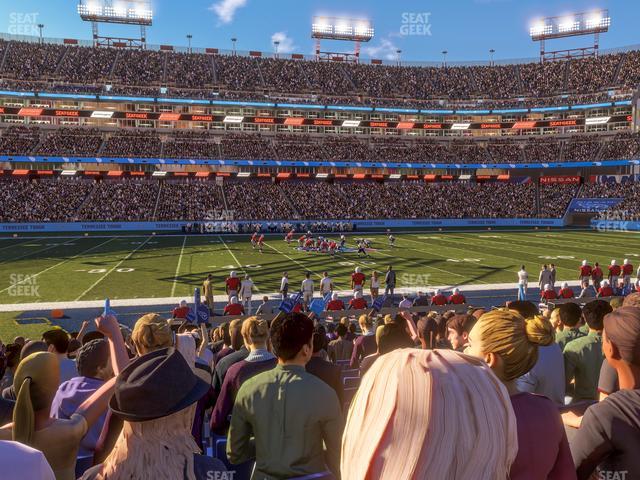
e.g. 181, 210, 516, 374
278, 183, 302, 219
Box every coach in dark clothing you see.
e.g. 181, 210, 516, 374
306, 325, 344, 407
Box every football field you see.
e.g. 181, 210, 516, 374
0, 229, 639, 306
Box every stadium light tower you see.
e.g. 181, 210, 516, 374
489, 48, 495, 66
273, 40, 280, 58
77, 0, 153, 49
231, 37, 237, 55
441, 50, 448, 67
187, 34, 192, 53
529, 10, 610, 62
37, 24, 44, 43
311, 16, 374, 63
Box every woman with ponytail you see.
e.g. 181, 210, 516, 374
467, 309, 577, 479
0, 315, 126, 480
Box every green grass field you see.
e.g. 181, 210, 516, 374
0, 230, 639, 305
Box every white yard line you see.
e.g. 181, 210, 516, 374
0, 237, 118, 294
74, 236, 153, 301
0, 237, 82, 265
218, 235, 261, 293
263, 241, 324, 281
170, 235, 188, 297
0, 238, 37, 253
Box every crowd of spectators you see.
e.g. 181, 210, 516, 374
224, 178, 296, 220
2, 280, 639, 479
36, 128, 104, 157
3, 176, 640, 222
538, 184, 581, 217
0, 39, 639, 106
7, 125, 636, 165
101, 130, 162, 158
78, 179, 160, 222
0, 177, 93, 222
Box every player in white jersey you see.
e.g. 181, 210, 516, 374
388, 234, 396, 247
517, 265, 528, 301
239, 274, 255, 315
320, 271, 333, 296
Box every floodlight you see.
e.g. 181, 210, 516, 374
311, 16, 374, 42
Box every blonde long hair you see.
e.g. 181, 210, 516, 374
341, 349, 518, 480
97, 405, 199, 480
12, 352, 60, 446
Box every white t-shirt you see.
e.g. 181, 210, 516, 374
0, 441, 55, 480
239, 279, 254, 299
280, 277, 289, 291
301, 278, 314, 293
518, 270, 529, 285
371, 276, 380, 288
320, 277, 332, 294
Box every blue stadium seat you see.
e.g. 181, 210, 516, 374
290, 472, 335, 480
343, 376, 360, 389
211, 435, 254, 480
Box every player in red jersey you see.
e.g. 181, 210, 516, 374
285, 229, 295, 244
328, 240, 337, 256
608, 259, 621, 287
447, 288, 466, 305
250, 232, 258, 249
540, 284, 557, 302
225, 271, 241, 300
578, 260, 592, 284
558, 282, 575, 299
257, 234, 265, 253
304, 238, 314, 250
622, 258, 634, 289
223, 296, 245, 316
431, 289, 448, 306
348, 291, 368, 310
326, 293, 345, 311
298, 235, 306, 247
351, 267, 366, 292
320, 239, 329, 253
598, 280, 614, 297
591, 262, 603, 290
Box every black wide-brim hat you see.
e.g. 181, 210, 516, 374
110, 347, 210, 422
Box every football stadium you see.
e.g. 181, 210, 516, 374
0, 0, 639, 478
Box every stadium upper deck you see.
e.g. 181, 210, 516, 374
0, 34, 638, 111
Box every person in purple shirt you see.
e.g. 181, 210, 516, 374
350, 314, 376, 369
50, 339, 113, 464
210, 318, 276, 435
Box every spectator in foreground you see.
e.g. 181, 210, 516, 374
446, 314, 477, 352
42, 329, 77, 385
0, 315, 127, 480
50, 339, 113, 474
341, 349, 518, 479
554, 302, 585, 350
569, 306, 640, 479
328, 324, 353, 363
210, 318, 276, 435
306, 324, 343, 407
564, 300, 612, 402
81, 348, 225, 480
516, 315, 566, 406
467, 309, 576, 479
350, 314, 376, 369
227, 312, 342, 479
0, 439, 55, 479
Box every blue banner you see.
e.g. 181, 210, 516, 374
372, 295, 388, 312
103, 298, 116, 317
309, 298, 326, 316
568, 198, 624, 213
2, 155, 638, 171
186, 287, 210, 324
279, 291, 303, 313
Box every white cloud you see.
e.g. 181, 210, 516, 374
209, 0, 248, 25
271, 31, 296, 53
362, 37, 399, 61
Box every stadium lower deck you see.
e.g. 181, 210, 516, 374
0, 229, 638, 339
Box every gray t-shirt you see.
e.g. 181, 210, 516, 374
570, 389, 640, 480
516, 343, 565, 405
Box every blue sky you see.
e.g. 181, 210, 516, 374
1, 0, 638, 62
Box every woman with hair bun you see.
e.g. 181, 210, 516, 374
341, 348, 518, 480
467, 310, 577, 479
